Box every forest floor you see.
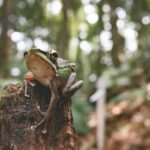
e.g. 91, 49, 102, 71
79, 84, 150, 150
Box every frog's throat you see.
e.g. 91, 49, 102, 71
27, 52, 58, 74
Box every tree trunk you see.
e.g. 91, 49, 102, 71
58, 0, 70, 58
0, 81, 78, 150
0, 0, 12, 77
109, 1, 125, 68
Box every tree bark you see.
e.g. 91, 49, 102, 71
0, 81, 78, 150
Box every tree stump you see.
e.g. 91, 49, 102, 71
0, 81, 78, 150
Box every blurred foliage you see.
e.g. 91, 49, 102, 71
72, 93, 93, 134
0, 0, 150, 148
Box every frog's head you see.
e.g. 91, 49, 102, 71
24, 48, 59, 63
24, 48, 48, 59
24, 48, 58, 69
24, 48, 58, 85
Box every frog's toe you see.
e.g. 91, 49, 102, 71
30, 125, 36, 130
25, 93, 30, 98
37, 105, 47, 116
42, 128, 47, 134
29, 82, 36, 87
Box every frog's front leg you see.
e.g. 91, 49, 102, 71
63, 72, 83, 97
24, 71, 36, 97
31, 80, 58, 130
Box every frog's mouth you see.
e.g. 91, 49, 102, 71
26, 53, 57, 85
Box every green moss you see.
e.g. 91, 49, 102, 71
0, 90, 8, 102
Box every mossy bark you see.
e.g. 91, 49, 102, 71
0, 81, 77, 150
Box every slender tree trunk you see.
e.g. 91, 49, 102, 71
58, 0, 70, 58
109, 1, 125, 68
0, 0, 12, 77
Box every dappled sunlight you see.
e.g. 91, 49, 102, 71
144, 119, 150, 129
11, 67, 20, 76
115, 7, 126, 19
99, 30, 113, 51
10, 31, 25, 42
46, 0, 62, 15
123, 27, 138, 53
142, 15, 150, 25
80, 40, 92, 54
102, 4, 111, 13
84, 4, 98, 24
34, 38, 49, 50
131, 113, 144, 124
111, 101, 128, 115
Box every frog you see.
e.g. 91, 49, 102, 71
24, 48, 83, 130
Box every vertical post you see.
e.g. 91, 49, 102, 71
90, 76, 107, 150
96, 89, 106, 150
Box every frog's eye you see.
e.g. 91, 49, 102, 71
24, 51, 28, 58
50, 50, 58, 59
51, 52, 58, 59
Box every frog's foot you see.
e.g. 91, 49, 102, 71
31, 121, 47, 134
31, 80, 58, 130
30, 118, 45, 131
63, 72, 83, 96
25, 93, 30, 98
24, 81, 36, 97
67, 80, 83, 96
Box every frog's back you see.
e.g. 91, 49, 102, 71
57, 58, 69, 68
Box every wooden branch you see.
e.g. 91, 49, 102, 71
0, 81, 78, 149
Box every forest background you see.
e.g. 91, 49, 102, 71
0, 0, 150, 149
